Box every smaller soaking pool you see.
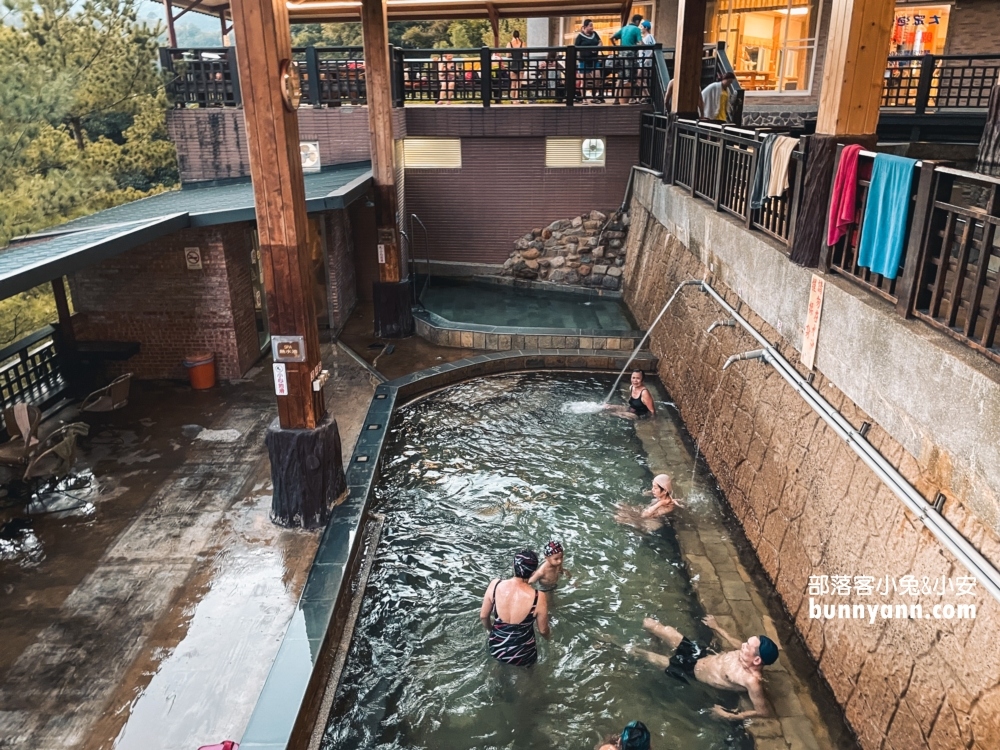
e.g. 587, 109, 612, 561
419, 278, 635, 330
321, 373, 855, 750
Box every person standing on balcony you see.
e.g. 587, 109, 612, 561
507, 31, 526, 103
437, 53, 456, 105
575, 19, 603, 103
639, 20, 655, 104
611, 14, 644, 104
699, 71, 737, 121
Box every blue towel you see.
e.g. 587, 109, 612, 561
857, 153, 917, 280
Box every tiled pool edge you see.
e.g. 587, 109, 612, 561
413, 309, 644, 352
238, 349, 659, 750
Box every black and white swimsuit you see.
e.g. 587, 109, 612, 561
488, 580, 539, 667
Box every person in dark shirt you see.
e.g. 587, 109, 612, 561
611, 14, 644, 104
574, 19, 604, 103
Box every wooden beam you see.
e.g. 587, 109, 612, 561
620, 0, 629, 27
51, 277, 74, 343
672, 0, 706, 115
816, 0, 896, 136
162, 0, 178, 47
486, 2, 500, 46
229, 0, 326, 429
219, 8, 230, 45
173, 0, 206, 23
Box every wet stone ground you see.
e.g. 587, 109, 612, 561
0, 343, 375, 750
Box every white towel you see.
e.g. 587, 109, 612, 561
766, 136, 799, 198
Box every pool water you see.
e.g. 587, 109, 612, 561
420, 279, 636, 330
324, 373, 779, 750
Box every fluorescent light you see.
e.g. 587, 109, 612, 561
777, 7, 809, 15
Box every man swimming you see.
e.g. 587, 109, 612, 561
614, 474, 678, 532
529, 540, 569, 591
631, 614, 777, 721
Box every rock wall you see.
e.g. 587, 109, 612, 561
622, 195, 1000, 749
500, 210, 628, 290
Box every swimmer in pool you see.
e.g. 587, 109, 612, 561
480, 550, 551, 667
615, 474, 679, 532
529, 540, 570, 591
605, 370, 656, 420
630, 614, 777, 721
597, 720, 652, 750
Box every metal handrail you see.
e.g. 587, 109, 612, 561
409, 213, 431, 304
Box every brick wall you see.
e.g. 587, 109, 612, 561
405, 136, 637, 265
324, 210, 358, 331
943, 0, 1000, 55
68, 224, 260, 380
624, 192, 1000, 750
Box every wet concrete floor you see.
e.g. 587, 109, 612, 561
0, 343, 374, 749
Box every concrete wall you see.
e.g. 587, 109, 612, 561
624, 172, 1000, 749
69, 224, 260, 380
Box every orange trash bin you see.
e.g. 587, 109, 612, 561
183, 352, 216, 390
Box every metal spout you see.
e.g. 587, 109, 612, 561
707, 318, 736, 334
722, 349, 767, 370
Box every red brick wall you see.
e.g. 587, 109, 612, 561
68, 225, 259, 380
404, 136, 637, 264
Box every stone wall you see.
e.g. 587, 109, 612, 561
624, 173, 1000, 749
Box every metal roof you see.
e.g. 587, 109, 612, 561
173, 0, 628, 24
0, 163, 372, 301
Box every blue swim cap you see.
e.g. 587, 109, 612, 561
641, 20, 651, 29
620, 721, 651, 750
757, 635, 779, 666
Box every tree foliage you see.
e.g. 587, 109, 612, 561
0, 0, 178, 246
290, 17, 527, 51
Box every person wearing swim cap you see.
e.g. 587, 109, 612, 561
615, 474, 679, 532
529, 540, 570, 592
479, 550, 550, 666
628, 614, 777, 721
597, 720, 652, 750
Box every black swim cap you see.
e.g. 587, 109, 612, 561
513, 549, 539, 579
757, 635, 779, 666
620, 721, 651, 750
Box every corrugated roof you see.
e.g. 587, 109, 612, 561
0, 162, 372, 300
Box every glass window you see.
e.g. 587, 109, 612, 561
891, 5, 950, 56
707, 0, 820, 93
562, 4, 655, 46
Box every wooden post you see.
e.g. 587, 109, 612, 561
162, 0, 177, 48
976, 76, 1000, 177
229, 0, 325, 431
671, 0, 707, 116
219, 10, 230, 46
789, 0, 895, 267
51, 277, 74, 343
361, 0, 412, 337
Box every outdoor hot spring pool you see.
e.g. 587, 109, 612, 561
321, 373, 846, 750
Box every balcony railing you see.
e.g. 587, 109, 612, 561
162, 44, 670, 109
824, 147, 1000, 365
881, 53, 1000, 112
643, 118, 804, 248
0, 325, 68, 431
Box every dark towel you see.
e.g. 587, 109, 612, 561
826, 144, 864, 246
857, 153, 918, 280
750, 134, 778, 210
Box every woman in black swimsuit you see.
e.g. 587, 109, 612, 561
479, 550, 551, 666
606, 370, 656, 420
507, 31, 525, 103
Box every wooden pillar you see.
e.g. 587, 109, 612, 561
361, 0, 412, 337
219, 10, 230, 46
789, 0, 895, 267
51, 277, 74, 343
162, 0, 177, 48
671, 0, 707, 116
229, 0, 325, 430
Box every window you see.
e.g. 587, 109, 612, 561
402, 138, 462, 169
891, 5, 950, 56
561, 4, 655, 46
546, 137, 606, 168
707, 0, 822, 94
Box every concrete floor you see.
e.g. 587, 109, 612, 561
0, 343, 374, 750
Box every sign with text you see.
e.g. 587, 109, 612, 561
801, 274, 825, 371
271, 335, 306, 363
272, 363, 288, 396
377, 243, 386, 264
184, 247, 203, 270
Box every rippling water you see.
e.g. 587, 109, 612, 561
324, 373, 752, 750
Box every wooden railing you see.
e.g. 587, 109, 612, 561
824, 147, 1000, 365
881, 54, 1000, 112
667, 119, 804, 248
0, 325, 68, 420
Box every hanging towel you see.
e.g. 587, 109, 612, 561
857, 153, 918, 280
750, 134, 778, 210
826, 144, 864, 247
766, 136, 799, 198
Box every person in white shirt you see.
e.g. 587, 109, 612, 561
639, 20, 655, 103
699, 71, 737, 121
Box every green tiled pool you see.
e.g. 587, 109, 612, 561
420, 278, 635, 330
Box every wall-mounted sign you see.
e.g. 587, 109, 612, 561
185, 247, 203, 270
300, 141, 321, 173
377, 244, 386, 264
273, 363, 288, 396
801, 274, 825, 371
271, 335, 307, 363
378, 227, 395, 244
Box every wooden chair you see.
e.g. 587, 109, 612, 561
81, 373, 132, 413
23, 423, 89, 480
